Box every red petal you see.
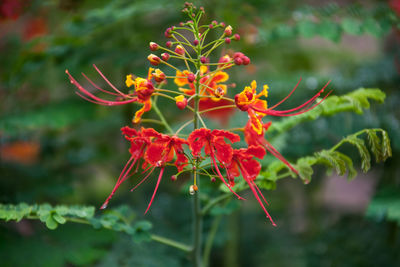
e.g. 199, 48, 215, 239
211, 129, 240, 143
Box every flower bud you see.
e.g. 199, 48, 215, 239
152, 69, 166, 83
224, 25, 233, 36
175, 95, 188, 110
171, 175, 177, 181
189, 185, 198, 195
233, 52, 244, 59
212, 20, 218, 25
179, 22, 184, 27
233, 33, 240, 41
234, 57, 243, 65
175, 45, 185, 55
200, 56, 207, 64
211, 177, 216, 182
242, 56, 250, 65
187, 73, 195, 83
220, 22, 226, 27
214, 86, 226, 98
166, 41, 172, 48
161, 52, 170, 61
209, 24, 213, 29
148, 54, 161, 66
149, 42, 159, 51
193, 39, 199, 46
225, 37, 231, 44
165, 27, 172, 38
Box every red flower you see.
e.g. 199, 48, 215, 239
226, 146, 276, 225
100, 127, 150, 209
101, 127, 188, 214
188, 128, 244, 199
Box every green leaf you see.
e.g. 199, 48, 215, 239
345, 136, 371, 172
45, 215, 58, 230
382, 130, 392, 160
366, 130, 383, 162
297, 20, 318, 38
318, 20, 342, 42
363, 18, 383, 37
53, 213, 67, 224
341, 18, 363, 35
296, 157, 316, 183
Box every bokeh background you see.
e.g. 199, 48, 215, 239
1, 0, 399, 266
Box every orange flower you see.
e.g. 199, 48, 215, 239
235, 79, 331, 135
235, 80, 268, 135
126, 68, 155, 123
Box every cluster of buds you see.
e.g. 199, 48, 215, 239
66, 3, 332, 225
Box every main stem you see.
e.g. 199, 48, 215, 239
192, 20, 203, 266
192, 64, 203, 267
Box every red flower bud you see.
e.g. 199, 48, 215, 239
242, 56, 250, 65
212, 20, 218, 25
161, 52, 170, 61
152, 69, 166, 83
171, 175, 177, 181
175, 95, 188, 110
149, 42, 159, 51
175, 45, 185, 55
187, 73, 195, 83
209, 24, 213, 29
234, 57, 243, 65
179, 22, 184, 27
165, 27, 172, 38
193, 39, 199, 46
225, 37, 231, 44
233, 52, 244, 59
233, 33, 240, 41
200, 56, 207, 64
220, 22, 226, 27
148, 54, 161, 66
224, 25, 233, 36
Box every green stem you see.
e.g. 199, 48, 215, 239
201, 194, 231, 216
151, 234, 193, 253
152, 99, 173, 134
192, 18, 203, 267
202, 215, 223, 267
25, 215, 191, 252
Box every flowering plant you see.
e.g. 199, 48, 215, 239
65, 3, 391, 266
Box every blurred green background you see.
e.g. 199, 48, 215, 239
0, 0, 399, 266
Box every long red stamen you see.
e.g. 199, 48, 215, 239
210, 151, 245, 200
144, 167, 165, 214
269, 77, 302, 110
100, 155, 138, 209
93, 64, 128, 97
130, 167, 156, 192
239, 164, 276, 226
67, 70, 138, 105
253, 81, 331, 116
265, 89, 332, 117
262, 139, 298, 174
253, 180, 269, 206
81, 72, 120, 96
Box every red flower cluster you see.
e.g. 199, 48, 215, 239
101, 127, 188, 214
67, 3, 333, 225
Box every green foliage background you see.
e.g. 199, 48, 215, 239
0, 0, 399, 266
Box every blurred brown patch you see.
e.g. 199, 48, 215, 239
1, 141, 40, 165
